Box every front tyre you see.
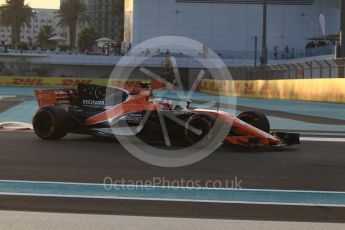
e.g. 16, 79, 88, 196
237, 111, 270, 133
33, 106, 68, 140
185, 114, 215, 147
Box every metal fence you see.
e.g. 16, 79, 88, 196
229, 59, 345, 80
1, 52, 344, 81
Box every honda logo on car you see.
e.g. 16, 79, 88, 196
83, 100, 105, 105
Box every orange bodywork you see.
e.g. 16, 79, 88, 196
84, 91, 173, 125
83, 89, 283, 148
185, 109, 283, 147
34, 89, 74, 108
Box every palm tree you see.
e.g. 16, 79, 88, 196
78, 27, 98, 51
37, 25, 56, 49
0, 0, 34, 47
56, 0, 89, 48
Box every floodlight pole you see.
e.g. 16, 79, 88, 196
261, 0, 268, 65
339, 0, 345, 58
254, 36, 258, 67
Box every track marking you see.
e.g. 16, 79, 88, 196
301, 137, 345, 143
1, 180, 345, 207
0, 122, 33, 131
1, 179, 345, 193
274, 131, 345, 137
1, 192, 345, 208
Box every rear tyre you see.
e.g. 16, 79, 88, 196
185, 114, 215, 146
33, 106, 68, 140
237, 111, 270, 133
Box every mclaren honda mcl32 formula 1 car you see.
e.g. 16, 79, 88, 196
32, 82, 300, 148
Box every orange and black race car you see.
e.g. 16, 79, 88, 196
32, 82, 300, 148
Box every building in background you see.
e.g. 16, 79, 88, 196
0, 8, 67, 46
124, 0, 340, 59
62, 0, 124, 41
84, 0, 124, 41
1, 0, 124, 48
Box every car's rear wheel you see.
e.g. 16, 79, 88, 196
33, 106, 68, 140
237, 111, 270, 133
185, 114, 215, 146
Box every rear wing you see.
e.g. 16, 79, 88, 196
34, 89, 75, 108
34, 79, 167, 108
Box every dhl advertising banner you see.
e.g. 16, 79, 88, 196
0, 77, 142, 89
1, 76, 345, 103
200, 78, 345, 103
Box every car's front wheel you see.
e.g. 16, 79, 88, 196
33, 106, 68, 140
185, 114, 215, 147
237, 111, 270, 133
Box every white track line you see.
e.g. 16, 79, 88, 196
301, 137, 345, 143
0, 122, 33, 131
1, 192, 345, 208
0, 96, 15, 100
273, 131, 345, 137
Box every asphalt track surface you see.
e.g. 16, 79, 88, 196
1, 132, 345, 223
